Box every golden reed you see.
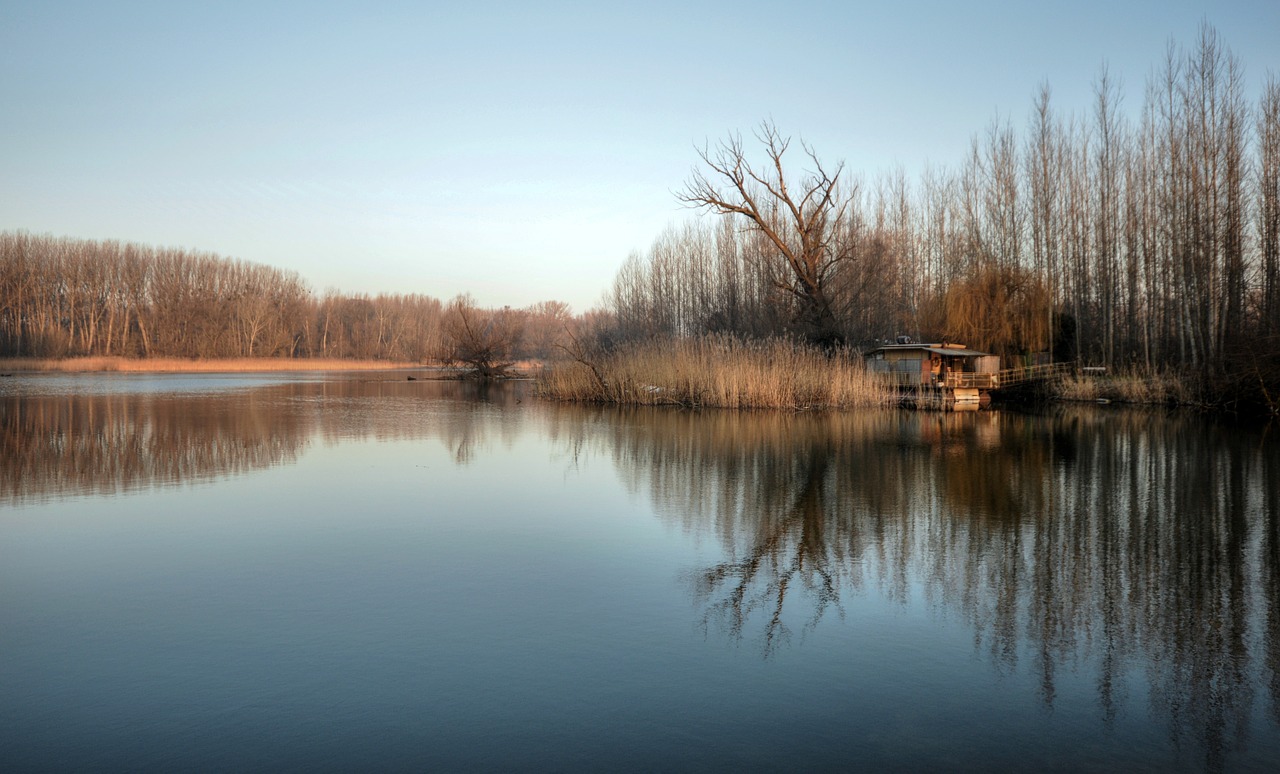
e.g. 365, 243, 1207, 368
537, 336, 892, 410
1056, 367, 1196, 405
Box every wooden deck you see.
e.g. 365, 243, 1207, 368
873, 361, 1071, 408
875, 361, 1071, 390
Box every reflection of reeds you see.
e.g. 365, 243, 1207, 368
581, 403, 1278, 765
538, 336, 892, 409
0, 357, 427, 373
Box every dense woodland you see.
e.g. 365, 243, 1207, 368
613, 27, 1280, 380
2, 27, 1278, 404
0, 232, 572, 365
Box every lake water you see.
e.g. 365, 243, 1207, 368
2, 372, 1278, 771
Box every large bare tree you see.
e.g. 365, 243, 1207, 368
678, 121, 855, 347
440, 294, 525, 379
1261, 75, 1280, 336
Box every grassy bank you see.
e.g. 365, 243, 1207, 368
537, 336, 892, 410
0, 356, 429, 373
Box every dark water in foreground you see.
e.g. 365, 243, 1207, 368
2, 372, 1279, 771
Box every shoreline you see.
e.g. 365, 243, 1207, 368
0, 356, 548, 375
0, 356, 431, 374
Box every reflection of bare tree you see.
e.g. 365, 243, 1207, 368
8, 378, 1279, 768
1268, 433, 1280, 730
423, 380, 527, 465
598, 410, 915, 652
298, 377, 528, 464
692, 439, 842, 654
301, 377, 527, 451
579, 404, 1279, 768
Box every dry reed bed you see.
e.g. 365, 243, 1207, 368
1056, 369, 1196, 405
0, 357, 429, 373
538, 337, 892, 410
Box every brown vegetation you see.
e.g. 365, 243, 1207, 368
0, 231, 448, 361
0, 232, 575, 372
439, 294, 527, 378
4, 25, 1276, 411
1056, 368, 1197, 405
678, 122, 856, 347
537, 335, 891, 410
922, 265, 1053, 359
607, 25, 1279, 408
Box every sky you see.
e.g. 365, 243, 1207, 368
3, 1, 1279, 312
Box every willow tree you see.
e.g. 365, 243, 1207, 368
925, 265, 1053, 361
678, 121, 856, 347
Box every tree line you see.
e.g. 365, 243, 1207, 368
0, 231, 572, 364
608, 25, 1280, 385
5, 25, 1278, 401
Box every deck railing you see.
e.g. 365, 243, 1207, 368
941, 372, 998, 388
871, 361, 1072, 390
990, 361, 1072, 388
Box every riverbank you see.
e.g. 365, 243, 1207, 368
536, 337, 1277, 415
537, 336, 891, 410
1053, 369, 1197, 406
0, 356, 427, 373
1053, 366, 1280, 415
0, 356, 555, 378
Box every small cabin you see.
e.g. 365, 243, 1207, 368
865, 343, 1000, 388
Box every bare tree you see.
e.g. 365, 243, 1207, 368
1026, 83, 1065, 358
1261, 75, 1280, 335
523, 300, 573, 359
678, 121, 856, 347
1093, 65, 1124, 364
440, 294, 525, 378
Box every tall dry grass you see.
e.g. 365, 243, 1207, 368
0, 356, 432, 373
537, 336, 892, 410
1056, 367, 1197, 405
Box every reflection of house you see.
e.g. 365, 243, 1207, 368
866, 343, 1000, 407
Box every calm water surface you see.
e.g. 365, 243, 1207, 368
2, 372, 1278, 771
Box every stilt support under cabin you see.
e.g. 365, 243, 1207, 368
895, 385, 994, 411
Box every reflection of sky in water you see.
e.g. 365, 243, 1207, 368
0, 370, 340, 397
2, 378, 1279, 770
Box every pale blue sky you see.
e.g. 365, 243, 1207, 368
3, 1, 1278, 311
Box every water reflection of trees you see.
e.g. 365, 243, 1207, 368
0, 378, 530, 503
586, 405, 1279, 768
0, 391, 309, 503
296, 378, 528, 465
8, 380, 1278, 766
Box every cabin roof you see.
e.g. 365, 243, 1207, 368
866, 344, 992, 358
